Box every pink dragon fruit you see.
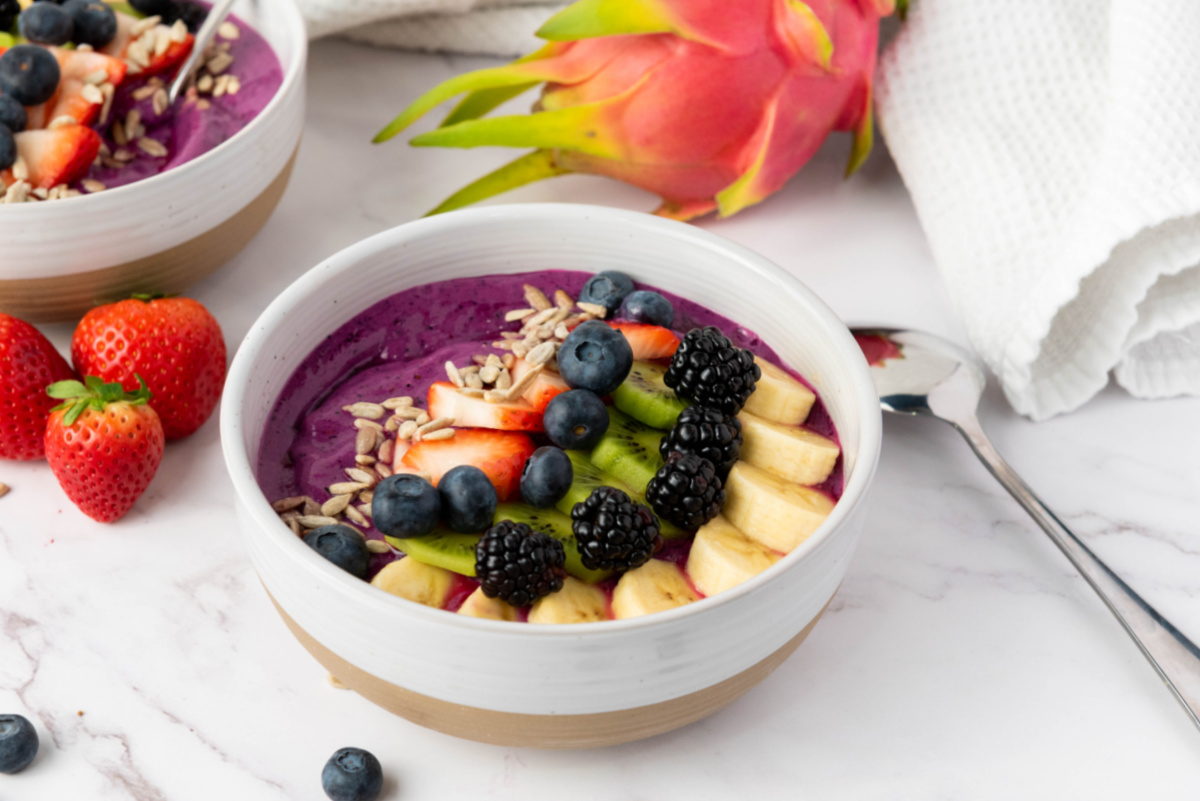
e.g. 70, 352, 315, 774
376, 0, 899, 220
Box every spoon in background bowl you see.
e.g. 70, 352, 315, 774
167, 0, 239, 105
853, 326, 1200, 732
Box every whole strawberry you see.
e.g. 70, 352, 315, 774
72, 296, 226, 440
45, 376, 164, 523
0, 313, 77, 461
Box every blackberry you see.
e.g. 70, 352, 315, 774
660, 405, 742, 479
663, 326, 761, 415
570, 486, 662, 571
475, 520, 566, 607
645, 451, 724, 531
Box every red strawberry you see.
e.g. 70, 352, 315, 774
71, 296, 226, 440
1, 126, 103, 190
41, 47, 128, 127
607, 322, 680, 360
427, 381, 543, 431
102, 12, 193, 77
510, 358, 569, 413
44, 376, 164, 522
400, 429, 536, 502
0, 313, 77, 461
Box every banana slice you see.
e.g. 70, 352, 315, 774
370, 557, 453, 608
737, 410, 840, 485
723, 461, 834, 553
528, 576, 609, 624
611, 559, 699, 620
457, 587, 518, 621
743, 356, 816, 425
686, 515, 780, 596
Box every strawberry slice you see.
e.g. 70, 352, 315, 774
427, 381, 543, 431
103, 12, 193, 77
510, 359, 570, 413
399, 429, 536, 502
2, 126, 102, 189
43, 47, 127, 127
607, 322, 680, 360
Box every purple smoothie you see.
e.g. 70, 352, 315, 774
256, 270, 843, 510
85, 5, 282, 189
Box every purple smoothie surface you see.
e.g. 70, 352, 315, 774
256, 269, 843, 511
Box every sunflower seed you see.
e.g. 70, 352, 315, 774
554, 323, 570, 340
131, 15, 162, 36
344, 505, 368, 527
138, 137, 167, 158
297, 515, 339, 529
196, 99, 211, 111
0, 483, 8, 498
483, 389, 507, 403
507, 363, 542, 399
152, 88, 168, 116
461, 364, 481, 375
354, 427, 376, 455
499, 332, 521, 341
303, 498, 322, 516
365, 539, 390, 554
501, 353, 515, 370
126, 40, 149, 69
197, 73, 214, 94
415, 411, 430, 426
356, 503, 373, 519
206, 52, 234, 75
80, 84, 104, 109
11, 157, 27, 182
218, 20, 241, 39
494, 369, 512, 390
78, 179, 105, 194
465, 373, 484, 392
339, 520, 364, 537
524, 284, 552, 311
343, 402, 385, 419
132, 84, 157, 102
329, 482, 368, 495
373, 428, 387, 450
524, 307, 557, 328
154, 27, 170, 57
457, 387, 485, 398
505, 308, 535, 322
492, 340, 515, 351
421, 428, 455, 441
511, 341, 530, 358
526, 340, 558, 367
353, 419, 383, 432
445, 361, 464, 387
375, 463, 393, 478
170, 19, 188, 42
321, 494, 352, 517
479, 364, 499, 384
113, 147, 134, 163
212, 74, 230, 98
577, 302, 607, 318
358, 489, 375, 504
418, 416, 454, 436
327, 673, 349, 689
354, 454, 376, 466
345, 467, 378, 486
394, 407, 424, 420
49, 115, 77, 130
377, 439, 395, 465
76, 43, 93, 52
272, 496, 308, 512
381, 397, 413, 410
384, 416, 402, 433
288, 517, 302, 535
31, 187, 48, 200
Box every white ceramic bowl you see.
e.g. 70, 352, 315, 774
0, 0, 307, 322
221, 204, 882, 748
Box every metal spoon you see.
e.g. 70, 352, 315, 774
853, 326, 1200, 731
167, 0, 240, 105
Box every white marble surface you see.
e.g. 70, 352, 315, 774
3, 40, 1200, 799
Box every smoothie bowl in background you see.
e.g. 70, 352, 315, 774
221, 205, 882, 748
0, 0, 306, 322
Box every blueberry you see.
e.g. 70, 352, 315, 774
0, 0, 20, 32
0, 125, 14, 172
0, 94, 27, 134
62, 0, 115, 47
438, 465, 497, 533
578, 270, 634, 314
557, 319, 633, 396
18, 3, 73, 45
130, 0, 177, 15
0, 714, 38, 775
372, 473, 441, 538
321, 747, 383, 801
520, 446, 574, 508
543, 389, 609, 450
0, 45, 61, 106
618, 290, 674, 328
303, 525, 370, 579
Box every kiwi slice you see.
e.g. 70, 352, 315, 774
590, 406, 666, 494
612, 361, 690, 429
385, 529, 479, 577
556, 450, 685, 539
494, 503, 612, 584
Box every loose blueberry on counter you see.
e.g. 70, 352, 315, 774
0, 94, 27, 133
303, 525, 371, 579
0, 124, 15, 172
578, 270, 634, 314
0, 45, 61, 106
438, 464, 497, 533
0, 0, 19, 32
618, 289, 674, 328
520, 446, 573, 508
63, 0, 115, 48
0, 714, 38, 775
19, 3, 73, 45
543, 389, 609, 450
321, 747, 383, 801
557, 319, 633, 396
372, 473, 442, 538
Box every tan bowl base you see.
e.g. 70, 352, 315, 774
0, 149, 298, 323
272, 594, 830, 749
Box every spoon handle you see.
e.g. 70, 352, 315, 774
955, 416, 1200, 731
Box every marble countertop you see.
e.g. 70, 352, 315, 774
4, 40, 1200, 800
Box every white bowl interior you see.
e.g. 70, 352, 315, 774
222, 205, 882, 715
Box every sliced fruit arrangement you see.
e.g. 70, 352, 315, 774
275, 269, 845, 626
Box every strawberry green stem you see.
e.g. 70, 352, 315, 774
47, 375, 152, 427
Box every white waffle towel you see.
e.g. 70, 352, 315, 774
876, 0, 1200, 419
298, 0, 565, 56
